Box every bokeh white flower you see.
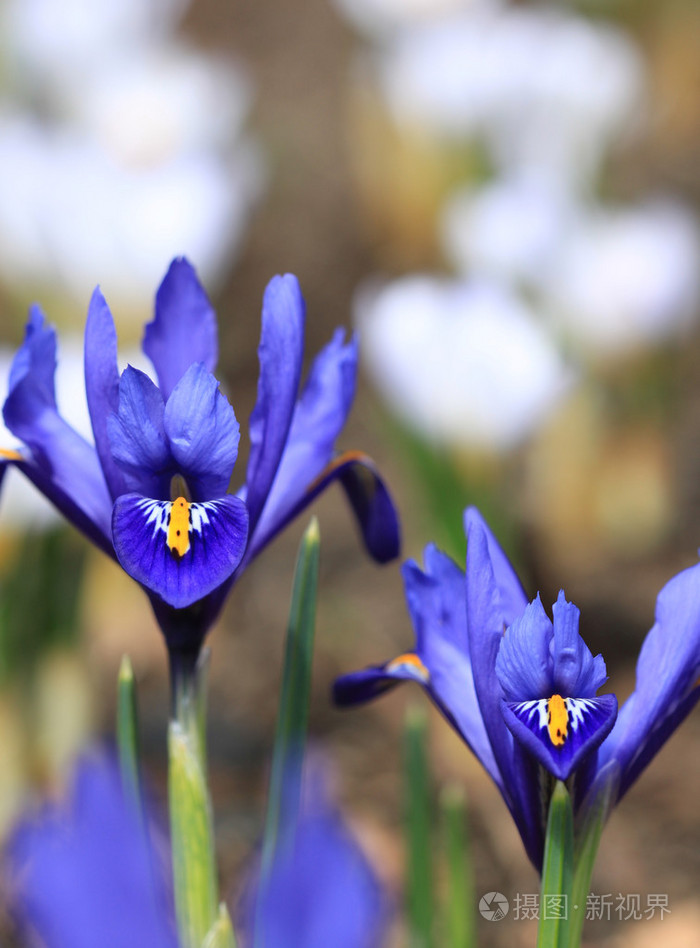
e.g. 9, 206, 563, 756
329, 0, 479, 40
377, 6, 645, 187
1, 0, 188, 84
441, 174, 576, 288
544, 201, 700, 356
442, 185, 700, 357
0, 2, 263, 323
357, 275, 573, 450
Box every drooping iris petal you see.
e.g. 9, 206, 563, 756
333, 453, 401, 564
244, 325, 399, 564
8, 753, 177, 948
142, 257, 218, 400
245, 274, 305, 532
246, 448, 400, 567
334, 652, 431, 705
495, 595, 554, 701
551, 591, 607, 697
334, 545, 500, 787
112, 492, 249, 608
107, 366, 169, 496
0, 450, 113, 556
3, 308, 113, 545
163, 362, 239, 499
502, 693, 617, 781
84, 287, 126, 500
249, 329, 355, 542
597, 559, 700, 799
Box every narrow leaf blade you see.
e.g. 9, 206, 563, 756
405, 705, 433, 948
116, 654, 142, 818
255, 518, 320, 944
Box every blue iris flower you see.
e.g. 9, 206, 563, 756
334, 506, 700, 869
248, 769, 388, 948
7, 753, 387, 948
7, 754, 179, 948
1, 259, 399, 656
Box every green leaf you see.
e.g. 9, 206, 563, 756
116, 655, 142, 818
255, 518, 320, 945
537, 781, 574, 948
202, 903, 237, 948
168, 721, 219, 948
440, 784, 475, 948
404, 705, 433, 948
568, 763, 620, 948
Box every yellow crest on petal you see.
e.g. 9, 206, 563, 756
167, 497, 191, 559
547, 694, 569, 747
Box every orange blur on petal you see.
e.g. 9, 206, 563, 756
0, 448, 23, 461
386, 652, 430, 682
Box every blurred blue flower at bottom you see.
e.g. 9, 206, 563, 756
7, 752, 178, 948
249, 772, 388, 948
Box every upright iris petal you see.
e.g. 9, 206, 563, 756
107, 366, 170, 497
164, 364, 240, 500
496, 591, 617, 781
143, 256, 218, 399
109, 362, 247, 609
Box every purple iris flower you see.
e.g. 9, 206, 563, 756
7, 753, 179, 948
1, 258, 399, 659
247, 769, 388, 948
334, 506, 700, 870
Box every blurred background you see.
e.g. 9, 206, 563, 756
1, 0, 700, 945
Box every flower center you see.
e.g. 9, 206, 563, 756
547, 694, 568, 747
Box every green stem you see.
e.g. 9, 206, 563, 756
568, 764, 619, 948
405, 706, 433, 948
168, 647, 228, 948
537, 781, 574, 948
440, 784, 475, 948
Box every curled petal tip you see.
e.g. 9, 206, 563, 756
333, 451, 401, 563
